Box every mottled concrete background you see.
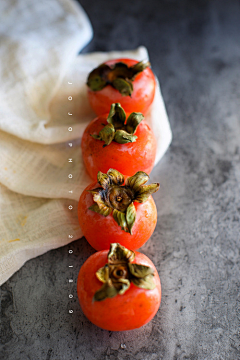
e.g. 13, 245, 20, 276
1, 0, 240, 359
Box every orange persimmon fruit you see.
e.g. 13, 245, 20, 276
87, 58, 156, 116
77, 243, 161, 331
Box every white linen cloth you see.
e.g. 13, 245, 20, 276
0, 0, 172, 285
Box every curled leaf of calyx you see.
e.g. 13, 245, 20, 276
88, 203, 112, 217
91, 123, 115, 147
125, 203, 136, 235
86, 64, 109, 91
112, 78, 133, 97
87, 60, 151, 96
96, 264, 109, 282
88, 188, 112, 216
130, 273, 156, 290
93, 279, 118, 301
134, 183, 160, 203
125, 171, 149, 191
131, 60, 151, 77
108, 243, 135, 264
107, 103, 126, 129
97, 171, 111, 189
125, 112, 144, 135
112, 209, 129, 233
88, 169, 159, 234
114, 130, 137, 144
93, 243, 156, 301
107, 168, 124, 186
91, 103, 143, 147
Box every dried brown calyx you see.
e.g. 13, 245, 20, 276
87, 60, 150, 96
91, 103, 144, 146
89, 169, 160, 234
93, 243, 156, 301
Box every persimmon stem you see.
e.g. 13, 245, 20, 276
87, 60, 151, 96
89, 169, 160, 234
93, 243, 156, 301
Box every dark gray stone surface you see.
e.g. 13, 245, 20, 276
1, 0, 240, 359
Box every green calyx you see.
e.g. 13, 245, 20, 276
91, 103, 144, 146
87, 60, 151, 96
93, 243, 156, 302
88, 169, 160, 234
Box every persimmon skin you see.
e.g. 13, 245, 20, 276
81, 115, 157, 181
77, 250, 161, 331
78, 182, 158, 251
87, 58, 156, 116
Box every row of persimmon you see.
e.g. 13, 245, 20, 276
77, 58, 162, 331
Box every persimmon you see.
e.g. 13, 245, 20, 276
87, 58, 156, 116
81, 103, 156, 180
78, 169, 159, 251
77, 243, 161, 331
